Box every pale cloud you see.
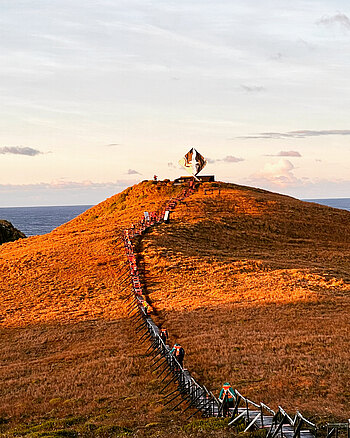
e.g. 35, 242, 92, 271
317, 13, 350, 30
222, 155, 244, 163
0, 146, 43, 156
168, 161, 184, 171
241, 85, 265, 93
206, 158, 216, 164
266, 151, 302, 157
208, 155, 244, 163
246, 160, 350, 197
248, 159, 299, 188
244, 172, 350, 199
0, 180, 133, 191
126, 169, 141, 175
239, 130, 350, 139
271, 52, 283, 60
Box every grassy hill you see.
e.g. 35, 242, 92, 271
141, 183, 350, 421
0, 180, 349, 436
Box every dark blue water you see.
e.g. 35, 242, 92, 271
304, 198, 350, 212
0, 205, 92, 237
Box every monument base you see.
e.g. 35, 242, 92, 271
174, 175, 215, 184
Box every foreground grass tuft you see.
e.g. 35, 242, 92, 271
8, 417, 133, 438
183, 418, 230, 433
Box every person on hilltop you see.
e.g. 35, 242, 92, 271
170, 343, 185, 368
160, 328, 169, 345
219, 382, 235, 416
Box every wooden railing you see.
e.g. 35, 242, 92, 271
326, 422, 350, 438
120, 181, 343, 436
122, 184, 220, 418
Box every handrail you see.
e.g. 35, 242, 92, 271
326, 422, 349, 438
279, 405, 294, 425
296, 411, 316, 429
228, 410, 246, 426
234, 390, 260, 409
327, 423, 349, 429
244, 413, 262, 432
234, 389, 244, 399
121, 184, 221, 419
120, 181, 339, 437
261, 402, 275, 416
327, 428, 336, 438
246, 398, 260, 409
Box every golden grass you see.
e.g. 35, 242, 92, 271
0, 181, 192, 435
0, 180, 349, 435
141, 183, 350, 420
0, 181, 184, 327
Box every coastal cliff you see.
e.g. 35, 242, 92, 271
0, 219, 26, 244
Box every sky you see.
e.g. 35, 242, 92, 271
1, 0, 350, 206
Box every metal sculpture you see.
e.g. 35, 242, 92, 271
178, 148, 207, 180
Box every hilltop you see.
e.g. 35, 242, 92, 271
0, 180, 349, 436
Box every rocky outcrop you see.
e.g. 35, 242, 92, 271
0, 220, 26, 244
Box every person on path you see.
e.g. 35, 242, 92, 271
170, 343, 185, 368
219, 382, 235, 416
160, 328, 169, 345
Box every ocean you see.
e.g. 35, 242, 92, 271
0, 205, 92, 237
304, 198, 350, 211
0, 198, 350, 238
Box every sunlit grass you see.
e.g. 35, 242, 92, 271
141, 183, 350, 420
0, 180, 349, 435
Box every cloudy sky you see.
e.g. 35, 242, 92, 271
1, 0, 350, 206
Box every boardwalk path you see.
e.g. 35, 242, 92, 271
121, 184, 318, 437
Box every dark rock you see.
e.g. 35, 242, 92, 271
0, 220, 26, 244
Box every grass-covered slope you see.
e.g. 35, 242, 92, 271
0, 180, 349, 436
0, 181, 189, 436
0, 181, 182, 327
141, 182, 350, 421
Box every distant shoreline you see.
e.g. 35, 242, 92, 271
303, 198, 350, 211
0, 205, 92, 237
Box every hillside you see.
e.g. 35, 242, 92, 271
140, 183, 350, 420
0, 180, 349, 436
